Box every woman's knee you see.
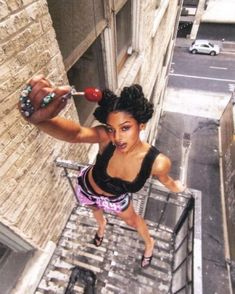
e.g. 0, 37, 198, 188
91, 206, 103, 213
122, 213, 140, 228
117, 202, 141, 227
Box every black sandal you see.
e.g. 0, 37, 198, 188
93, 233, 104, 247
141, 255, 153, 268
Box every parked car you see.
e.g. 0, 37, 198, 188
189, 40, 220, 56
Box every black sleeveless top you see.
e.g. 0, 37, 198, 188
92, 143, 160, 195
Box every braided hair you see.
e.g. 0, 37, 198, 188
93, 84, 154, 124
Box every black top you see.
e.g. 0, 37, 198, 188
92, 143, 160, 195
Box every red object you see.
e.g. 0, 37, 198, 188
84, 87, 102, 102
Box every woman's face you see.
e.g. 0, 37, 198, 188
106, 111, 142, 153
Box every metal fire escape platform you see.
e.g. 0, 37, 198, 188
35, 174, 199, 294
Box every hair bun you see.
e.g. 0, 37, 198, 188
93, 84, 153, 124
99, 89, 117, 106
120, 84, 144, 104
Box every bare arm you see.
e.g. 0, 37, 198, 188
152, 153, 185, 193
19, 75, 109, 145
36, 117, 109, 144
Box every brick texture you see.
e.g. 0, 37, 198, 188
0, 0, 180, 252
0, 0, 89, 249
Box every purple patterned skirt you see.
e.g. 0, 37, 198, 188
76, 166, 131, 214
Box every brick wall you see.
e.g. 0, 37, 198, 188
0, 0, 89, 249
136, 0, 179, 143
139, 0, 178, 93
0, 0, 181, 250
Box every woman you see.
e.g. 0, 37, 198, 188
19, 75, 185, 268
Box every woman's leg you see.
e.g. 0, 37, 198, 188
91, 207, 107, 244
117, 202, 155, 258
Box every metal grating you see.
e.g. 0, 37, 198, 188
35, 160, 195, 293
36, 205, 175, 294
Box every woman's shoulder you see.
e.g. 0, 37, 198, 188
151, 151, 171, 176
93, 125, 110, 142
142, 143, 161, 158
98, 137, 113, 154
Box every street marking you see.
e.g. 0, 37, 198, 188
169, 73, 235, 83
221, 51, 235, 55
228, 83, 235, 92
209, 66, 227, 70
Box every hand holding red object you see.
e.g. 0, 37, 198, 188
72, 87, 102, 102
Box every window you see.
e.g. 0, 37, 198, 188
67, 36, 105, 125
0, 224, 33, 294
152, 0, 169, 38
47, 1, 106, 124
116, 0, 132, 72
47, 0, 106, 70
0, 242, 9, 265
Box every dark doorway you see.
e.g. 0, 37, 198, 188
177, 21, 193, 38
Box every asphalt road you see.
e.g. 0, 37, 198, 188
168, 46, 235, 94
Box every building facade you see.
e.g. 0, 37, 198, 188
179, 0, 235, 40
0, 0, 182, 292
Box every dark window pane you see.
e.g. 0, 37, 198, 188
116, 0, 132, 71
67, 37, 105, 125
0, 242, 9, 264
47, 0, 104, 61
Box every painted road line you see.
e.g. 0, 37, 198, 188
169, 73, 235, 83
228, 84, 235, 92
209, 66, 228, 70
221, 52, 235, 55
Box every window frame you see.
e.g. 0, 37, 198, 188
103, 0, 141, 90
115, 0, 133, 73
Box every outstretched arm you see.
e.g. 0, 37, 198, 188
37, 117, 109, 144
19, 75, 109, 144
152, 153, 185, 193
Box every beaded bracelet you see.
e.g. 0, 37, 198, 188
19, 86, 57, 117
19, 85, 74, 118
19, 85, 34, 117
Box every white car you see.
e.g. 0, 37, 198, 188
189, 40, 220, 56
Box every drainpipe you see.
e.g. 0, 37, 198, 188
218, 125, 234, 294
179, 133, 191, 186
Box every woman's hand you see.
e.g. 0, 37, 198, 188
18, 74, 71, 125
172, 180, 186, 193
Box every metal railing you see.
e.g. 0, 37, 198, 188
55, 158, 201, 294
144, 180, 199, 294
171, 195, 195, 293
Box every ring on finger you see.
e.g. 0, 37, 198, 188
19, 84, 32, 99
40, 92, 56, 108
